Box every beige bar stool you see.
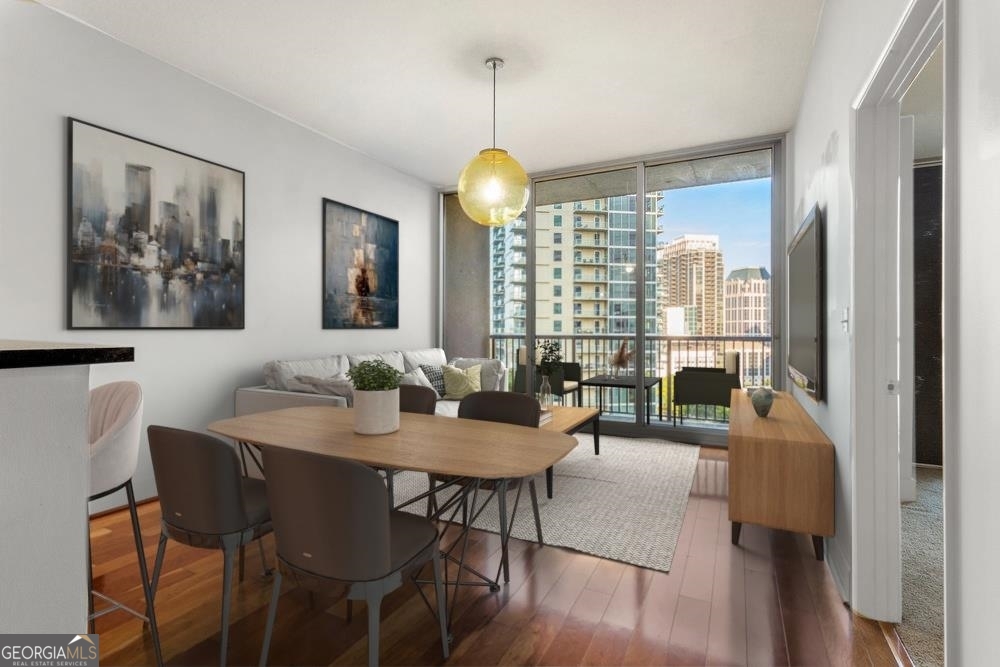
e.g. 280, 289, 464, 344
87, 381, 163, 667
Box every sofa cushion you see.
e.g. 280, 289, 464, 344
452, 357, 505, 392
443, 364, 482, 400
401, 348, 448, 372
399, 367, 436, 391
263, 355, 350, 390
434, 400, 460, 418
419, 364, 446, 397
348, 351, 405, 372
287, 374, 355, 406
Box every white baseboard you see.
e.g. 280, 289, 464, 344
827, 538, 851, 605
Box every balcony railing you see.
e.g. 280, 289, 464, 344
489, 333, 773, 426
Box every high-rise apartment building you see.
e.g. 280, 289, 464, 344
491, 194, 658, 339
724, 266, 772, 385
656, 234, 724, 336
724, 266, 771, 335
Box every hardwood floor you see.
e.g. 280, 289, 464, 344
90, 448, 898, 666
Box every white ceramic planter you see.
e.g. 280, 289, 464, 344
353, 388, 400, 435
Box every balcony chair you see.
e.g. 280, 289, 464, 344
672, 351, 742, 425
146, 426, 272, 667
512, 347, 582, 405
258, 447, 449, 667
86, 381, 163, 667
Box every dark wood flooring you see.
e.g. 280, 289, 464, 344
90, 448, 899, 666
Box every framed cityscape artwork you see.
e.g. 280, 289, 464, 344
68, 118, 245, 329
322, 198, 399, 329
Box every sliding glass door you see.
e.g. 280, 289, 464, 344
448, 141, 779, 439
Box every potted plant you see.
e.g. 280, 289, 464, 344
346, 359, 403, 435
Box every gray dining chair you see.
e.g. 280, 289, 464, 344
429, 390, 544, 582
86, 381, 163, 667
258, 447, 449, 667
146, 425, 272, 667
399, 384, 437, 415
380, 384, 439, 507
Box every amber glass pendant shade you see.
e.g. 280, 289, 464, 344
457, 148, 529, 227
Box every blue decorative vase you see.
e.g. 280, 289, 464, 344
751, 387, 775, 417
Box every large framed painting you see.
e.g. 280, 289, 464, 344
322, 198, 399, 329
68, 118, 245, 329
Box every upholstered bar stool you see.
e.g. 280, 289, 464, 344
87, 381, 163, 667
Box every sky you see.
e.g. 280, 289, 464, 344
656, 177, 772, 275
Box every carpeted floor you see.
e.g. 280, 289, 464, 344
392, 434, 700, 572
899, 466, 944, 666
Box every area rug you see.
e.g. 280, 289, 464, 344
899, 467, 944, 666
391, 434, 700, 572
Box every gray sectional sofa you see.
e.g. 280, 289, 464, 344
235, 347, 506, 419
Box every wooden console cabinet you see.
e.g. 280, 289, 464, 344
728, 389, 834, 560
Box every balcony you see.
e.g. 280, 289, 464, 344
489, 333, 773, 427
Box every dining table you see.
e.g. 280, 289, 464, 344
208, 405, 578, 627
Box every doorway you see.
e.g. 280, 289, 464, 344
849, 0, 944, 639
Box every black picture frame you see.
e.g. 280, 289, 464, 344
322, 198, 399, 329
67, 118, 245, 329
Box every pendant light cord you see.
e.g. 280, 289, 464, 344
492, 60, 497, 150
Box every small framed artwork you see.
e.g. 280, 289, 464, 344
68, 118, 245, 329
322, 198, 399, 329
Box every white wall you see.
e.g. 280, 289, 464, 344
947, 1, 1000, 662
788, 0, 911, 598
0, 3, 439, 506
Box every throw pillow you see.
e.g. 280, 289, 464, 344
442, 364, 482, 400
419, 364, 446, 397
290, 374, 355, 406
400, 367, 436, 392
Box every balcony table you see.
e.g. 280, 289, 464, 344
578, 374, 663, 424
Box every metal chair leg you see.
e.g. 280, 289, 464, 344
126, 480, 164, 667
432, 549, 449, 659
365, 588, 384, 667
256, 537, 272, 576
220, 541, 237, 666
151, 533, 168, 599
258, 569, 282, 667
385, 469, 395, 509
86, 523, 95, 634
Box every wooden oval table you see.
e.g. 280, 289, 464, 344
209, 405, 578, 621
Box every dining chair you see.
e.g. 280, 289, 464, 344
146, 425, 272, 667
258, 447, 449, 667
429, 390, 544, 582
378, 384, 439, 508
399, 384, 437, 415
87, 381, 163, 667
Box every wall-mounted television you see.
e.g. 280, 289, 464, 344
787, 204, 824, 401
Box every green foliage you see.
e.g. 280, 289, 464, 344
346, 359, 402, 391
537, 339, 562, 375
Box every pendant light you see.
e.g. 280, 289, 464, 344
457, 57, 529, 227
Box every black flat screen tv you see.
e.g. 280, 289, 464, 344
787, 204, 824, 401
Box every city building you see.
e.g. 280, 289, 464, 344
656, 234, 724, 336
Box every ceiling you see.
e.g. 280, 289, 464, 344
38, 0, 825, 188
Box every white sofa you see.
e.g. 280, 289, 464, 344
235, 347, 506, 419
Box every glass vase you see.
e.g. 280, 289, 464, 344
538, 375, 553, 409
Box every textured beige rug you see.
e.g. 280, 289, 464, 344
392, 434, 700, 572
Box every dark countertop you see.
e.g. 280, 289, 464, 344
0, 340, 134, 370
